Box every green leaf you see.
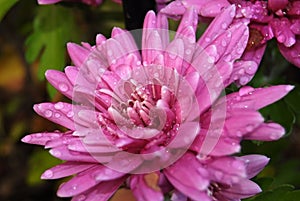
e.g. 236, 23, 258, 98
27, 148, 61, 185
259, 99, 295, 136
0, 0, 19, 21
25, 5, 79, 98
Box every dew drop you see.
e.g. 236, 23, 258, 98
59, 83, 69, 92
238, 69, 245, 75
44, 110, 53, 118
43, 170, 54, 179
239, 86, 254, 96
239, 76, 250, 85
221, 39, 227, 47
221, 22, 227, 29
196, 153, 207, 161
205, 37, 211, 42
54, 102, 64, 110
185, 49, 191, 55
246, 125, 254, 132
207, 56, 214, 64
168, 53, 177, 59
277, 34, 286, 43
50, 149, 61, 157
54, 113, 61, 118
67, 111, 74, 118
111, 59, 116, 64
72, 185, 77, 190
237, 47, 244, 54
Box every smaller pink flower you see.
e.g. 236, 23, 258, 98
161, 0, 300, 83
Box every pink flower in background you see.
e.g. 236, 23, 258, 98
22, 6, 293, 201
162, 0, 300, 84
38, 0, 121, 6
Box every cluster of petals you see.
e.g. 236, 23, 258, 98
162, 0, 300, 82
22, 6, 293, 201
37, 0, 121, 6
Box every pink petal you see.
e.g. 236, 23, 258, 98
33, 102, 75, 130
57, 165, 124, 197
71, 177, 127, 201
271, 18, 296, 47
207, 157, 247, 185
244, 122, 285, 141
239, 154, 269, 179
278, 38, 300, 67
268, 0, 288, 12
160, 1, 186, 19
67, 43, 91, 67
199, 0, 231, 17
220, 179, 262, 199
130, 173, 164, 201
96, 33, 106, 45
164, 153, 210, 200
41, 162, 96, 179
221, 22, 249, 64
198, 5, 236, 48
176, 8, 198, 37
111, 27, 140, 59
224, 109, 264, 138
45, 70, 73, 99
190, 129, 241, 156
49, 146, 99, 163
38, 0, 61, 4
224, 85, 294, 110
64, 66, 79, 86
21, 132, 62, 145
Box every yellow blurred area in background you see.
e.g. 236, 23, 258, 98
0, 43, 25, 92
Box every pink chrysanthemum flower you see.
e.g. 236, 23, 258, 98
22, 6, 293, 201
162, 0, 300, 76
38, 0, 121, 6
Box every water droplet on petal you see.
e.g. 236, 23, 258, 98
67, 111, 74, 118
221, 22, 227, 29
54, 102, 64, 110
238, 69, 245, 75
43, 170, 54, 179
72, 185, 77, 190
44, 110, 53, 118
55, 113, 61, 118
246, 125, 254, 132
59, 83, 69, 92
221, 39, 227, 47
239, 76, 249, 85
185, 49, 191, 55
50, 149, 61, 157
239, 86, 254, 96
